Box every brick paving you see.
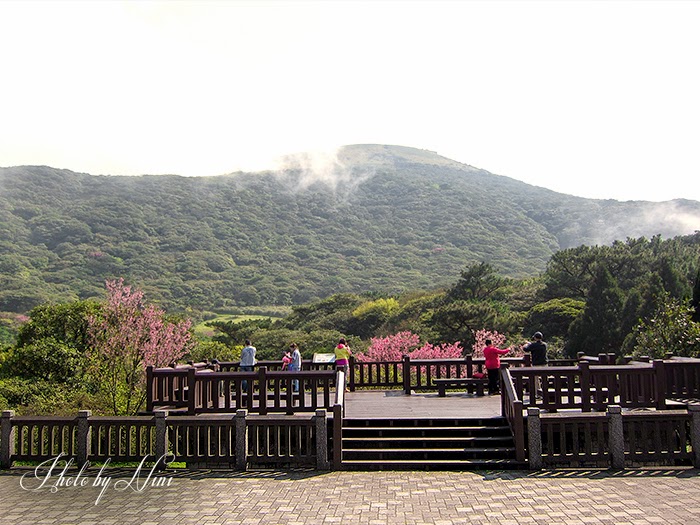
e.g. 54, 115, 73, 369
2, 467, 700, 524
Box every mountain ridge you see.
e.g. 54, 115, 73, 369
1, 145, 699, 313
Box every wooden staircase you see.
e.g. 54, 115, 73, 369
340, 417, 526, 470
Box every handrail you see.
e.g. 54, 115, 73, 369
500, 365, 525, 462
332, 369, 345, 470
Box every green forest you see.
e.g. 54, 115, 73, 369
2, 145, 700, 317
2, 145, 700, 416
2, 233, 700, 417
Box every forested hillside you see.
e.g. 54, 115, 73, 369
1, 144, 699, 314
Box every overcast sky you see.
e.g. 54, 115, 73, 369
1, 0, 699, 202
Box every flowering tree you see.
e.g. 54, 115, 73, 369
356, 331, 463, 361
88, 279, 193, 415
355, 331, 421, 362
471, 329, 507, 358
471, 329, 523, 358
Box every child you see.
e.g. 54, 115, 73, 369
483, 339, 510, 395
281, 350, 292, 371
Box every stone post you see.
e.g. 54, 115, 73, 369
527, 407, 543, 470
76, 410, 92, 467
315, 409, 330, 470
607, 405, 625, 470
689, 405, 700, 469
154, 410, 168, 470
235, 409, 248, 471
1, 410, 15, 469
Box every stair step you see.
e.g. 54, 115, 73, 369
342, 447, 516, 454
343, 425, 510, 431
341, 458, 527, 470
343, 419, 508, 426
342, 436, 513, 442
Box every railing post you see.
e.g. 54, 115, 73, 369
527, 407, 542, 470
402, 355, 411, 395
653, 359, 667, 410
689, 405, 700, 469
235, 409, 248, 471
348, 356, 356, 392
187, 367, 197, 414
1, 410, 15, 469
579, 360, 591, 412
333, 404, 343, 470
258, 367, 268, 415
608, 405, 624, 470
154, 410, 167, 470
465, 355, 473, 377
146, 365, 154, 412
314, 409, 330, 470
77, 410, 92, 467
523, 353, 531, 367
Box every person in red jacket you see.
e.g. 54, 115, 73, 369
483, 339, 510, 394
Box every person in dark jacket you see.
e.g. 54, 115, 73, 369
525, 332, 547, 366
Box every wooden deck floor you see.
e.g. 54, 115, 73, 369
344, 390, 503, 419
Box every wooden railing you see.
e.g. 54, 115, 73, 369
1, 409, 331, 470
147, 365, 336, 415
664, 358, 700, 399
509, 360, 668, 412
347, 355, 531, 393
499, 364, 525, 462
215, 360, 335, 372
89, 416, 158, 462
527, 405, 699, 469
332, 370, 346, 470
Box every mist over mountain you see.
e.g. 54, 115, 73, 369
1, 144, 699, 313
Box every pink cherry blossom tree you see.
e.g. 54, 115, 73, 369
88, 278, 193, 415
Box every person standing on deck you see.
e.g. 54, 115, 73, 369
334, 338, 351, 374
288, 343, 302, 392
483, 339, 510, 394
239, 339, 257, 390
524, 332, 548, 366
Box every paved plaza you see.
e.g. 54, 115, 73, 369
2, 466, 700, 525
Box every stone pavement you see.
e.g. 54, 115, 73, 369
2, 466, 700, 525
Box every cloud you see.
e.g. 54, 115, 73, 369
272, 148, 375, 197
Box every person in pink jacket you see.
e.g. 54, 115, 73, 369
482, 339, 510, 394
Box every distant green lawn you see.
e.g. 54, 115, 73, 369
193, 312, 283, 339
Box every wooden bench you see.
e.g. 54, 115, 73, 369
434, 378, 489, 397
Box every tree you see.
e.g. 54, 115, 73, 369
630, 295, 700, 358
88, 279, 193, 415
521, 298, 585, 341
691, 267, 700, 323
449, 262, 509, 302
566, 266, 625, 357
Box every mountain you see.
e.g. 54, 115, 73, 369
1, 144, 699, 313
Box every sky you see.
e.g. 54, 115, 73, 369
1, 0, 699, 202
